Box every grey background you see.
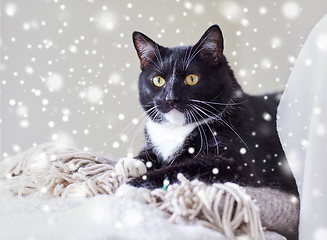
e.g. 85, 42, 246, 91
1, 0, 327, 160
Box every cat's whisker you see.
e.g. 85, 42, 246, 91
182, 45, 191, 71
193, 103, 249, 149
190, 98, 248, 106
185, 107, 205, 157
190, 100, 231, 121
183, 46, 193, 72
185, 108, 192, 125
188, 104, 219, 155
190, 98, 247, 125
210, 91, 223, 102
148, 65, 165, 75
141, 49, 164, 74
188, 105, 217, 152
144, 147, 155, 162
129, 107, 159, 152
155, 43, 164, 69
188, 106, 209, 155
129, 122, 147, 155
153, 108, 165, 123
184, 46, 207, 71
190, 112, 205, 157
103, 106, 156, 144
190, 99, 226, 118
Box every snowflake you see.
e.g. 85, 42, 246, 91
95, 11, 117, 32
212, 168, 219, 174
69, 45, 78, 53
184, 1, 192, 10
112, 141, 120, 149
118, 113, 125, 120
241, 18, 249, 27
9, 99, 16, 106
12, 144, 21, 152
305, 58, 313, 66
316, 123, 326, 136
16, 104, 28, 118
48, 121, 55, 128
5, 2, 17, 17
42, 99, 49, 105
20, 119, 29, 128
282, 2, 301, 19
193, 3, 205, 15
188, 147, 195, 154
46, 73, 64, 92
240, 148, 246, 154
42, 205, 50, 213
316, 34, 327, 51
25, 66, 34, 74
259, 6, 267, 15
220, 2, 242, 21
120, 134, 128, 142
22, 21, 39, 31
131, 118, 139, 125
270, 37, 282, 49
85, 86, 103, 103
261, 58, 272, 69
262, 112, 272, 121
108, 72, 122, 85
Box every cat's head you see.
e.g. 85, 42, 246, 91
133, 25, 242, 125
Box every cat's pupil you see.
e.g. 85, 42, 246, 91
158, 78, 161, 83
191, 76, 194, 82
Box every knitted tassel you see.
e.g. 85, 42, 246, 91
0, 143, 298, 239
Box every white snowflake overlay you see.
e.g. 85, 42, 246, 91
1, 0, 326, 162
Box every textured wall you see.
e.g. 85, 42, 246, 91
1, 0, 327, 159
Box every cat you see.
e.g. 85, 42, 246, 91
115, 24, 298, 197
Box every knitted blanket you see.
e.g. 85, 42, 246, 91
0, 143, 299, 240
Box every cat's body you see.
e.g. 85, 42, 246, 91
126, 25, 298, 196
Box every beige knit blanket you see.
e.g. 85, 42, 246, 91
0, 143, 299, 240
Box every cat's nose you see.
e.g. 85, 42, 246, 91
165, 93, 180, 106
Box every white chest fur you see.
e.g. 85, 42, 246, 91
146, 119, 197, 163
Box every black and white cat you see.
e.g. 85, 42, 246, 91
116, 25, 298, 196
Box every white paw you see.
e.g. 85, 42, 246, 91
116, 184, 151, 203
115, 157, 147, 178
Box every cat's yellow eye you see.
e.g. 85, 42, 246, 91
185, 74, 199, 86
152, 76, 165, 87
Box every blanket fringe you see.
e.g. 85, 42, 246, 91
0, 143, 123, 197
0, 143, 265, 240
148, 174, 264, 240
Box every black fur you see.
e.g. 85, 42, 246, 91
129, 25, 298, 197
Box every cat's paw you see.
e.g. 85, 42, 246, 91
128, 175, 163, 190
115, 157, 147, 178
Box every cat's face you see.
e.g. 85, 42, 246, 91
133, 25, 240, 125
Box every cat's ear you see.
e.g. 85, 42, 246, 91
133, 31, 160, 70
193, 25, 224, 64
